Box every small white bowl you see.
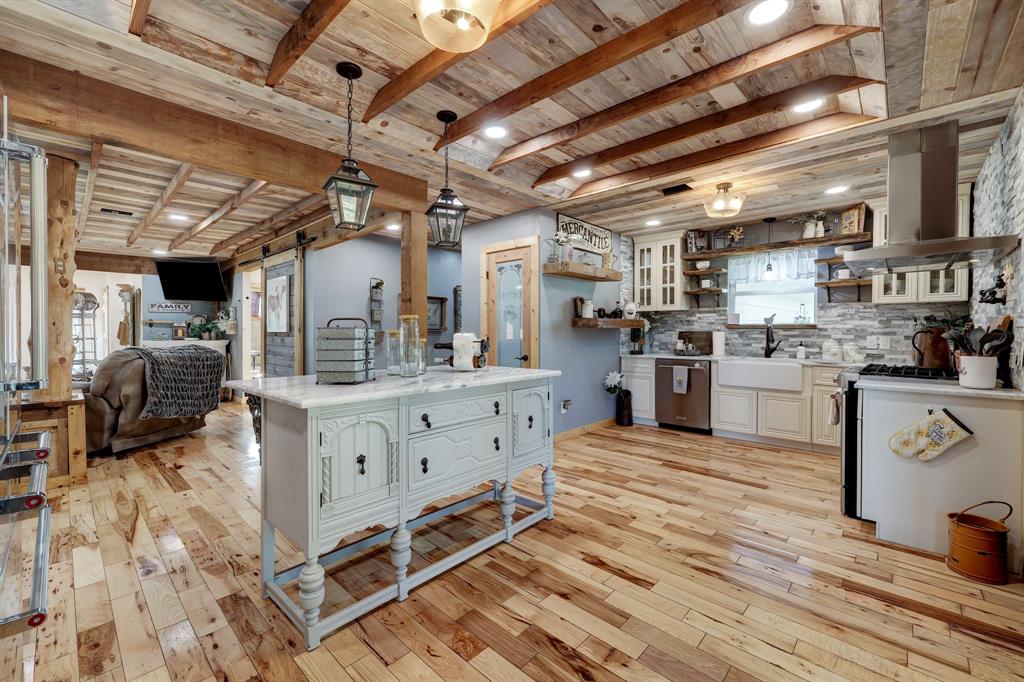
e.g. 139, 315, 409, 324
695, 261, 711, 270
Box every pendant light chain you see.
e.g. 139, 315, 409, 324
345, 75, 354, 160
443, 121, 450, 189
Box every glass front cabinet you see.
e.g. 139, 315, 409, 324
634, 233, 685, 311
870, 183, 970, 304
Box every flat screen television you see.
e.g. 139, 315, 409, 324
155, 260, 229, 301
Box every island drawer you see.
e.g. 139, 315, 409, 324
812, 367, 844, 386
409, 392, 505, 434
407, 418, 506, 496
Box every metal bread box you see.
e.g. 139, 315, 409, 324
316, 318, 376, 384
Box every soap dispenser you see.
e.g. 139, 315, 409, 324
796, 341, 807, 360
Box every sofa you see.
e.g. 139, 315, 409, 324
84, 349, 208, 453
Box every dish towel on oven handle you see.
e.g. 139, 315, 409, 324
888, 408, 974, 461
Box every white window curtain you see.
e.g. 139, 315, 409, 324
729, 248, 817, 324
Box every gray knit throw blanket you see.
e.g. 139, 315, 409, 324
128, 345, 225, 419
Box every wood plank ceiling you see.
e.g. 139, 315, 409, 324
2, 0, 1021, 253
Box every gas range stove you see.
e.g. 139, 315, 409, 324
857, 364, 958, 381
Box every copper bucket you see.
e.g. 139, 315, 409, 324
947, 501, 1013, 585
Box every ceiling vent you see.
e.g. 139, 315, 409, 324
661, 183, 692, 196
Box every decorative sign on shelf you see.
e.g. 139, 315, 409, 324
148, 302, 191, 314
556, 214, 612, 254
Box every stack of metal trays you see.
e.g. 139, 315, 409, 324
316, 318, 375, 384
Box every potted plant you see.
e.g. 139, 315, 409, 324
788, 209, 827, 239
912, 313, 969, 369
604, 371, 633, 426
370, 278, 385, 301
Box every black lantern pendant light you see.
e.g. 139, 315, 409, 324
426, 110, 469, 248
324, 62, 377, 232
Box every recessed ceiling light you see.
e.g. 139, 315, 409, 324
386, 223, 401, 231
169, 213, 188, 221
645, 219, 662, 227
746, 0, 789, 25
792, 98, 823, 113
825, 185, 849, 195
484, 126, 507, 139
152, 249, 167, 256
571, 168, 592, 178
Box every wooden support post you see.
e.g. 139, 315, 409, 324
36, 155, 79, 403
400, 211, 428, 331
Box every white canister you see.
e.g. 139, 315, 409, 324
957, 354, 997, 389
581, 299, 594, 318
712, 331, 726, 357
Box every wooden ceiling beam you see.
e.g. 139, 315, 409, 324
436, 0, 757, 149
128, 0, 151, 36
0, 50, 427, 212
168, 179, 268, 251
496, 24, 879, 169
362, 0, 555, 123
266, 0, 353, 87
569, 112, 875, 198
533, 75, 879, 187
77, 141, 103, 237
210, 193, 327, 255
126, 163, 195, 246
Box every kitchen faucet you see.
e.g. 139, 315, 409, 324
764, 314, 783, 358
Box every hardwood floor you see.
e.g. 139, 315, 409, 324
3, 401, 1024, 681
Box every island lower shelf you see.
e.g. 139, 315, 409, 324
243, 370, 559, 650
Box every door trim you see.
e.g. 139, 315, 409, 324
480, 236, 539, 368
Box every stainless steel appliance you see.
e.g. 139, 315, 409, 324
655, 359, 710, 431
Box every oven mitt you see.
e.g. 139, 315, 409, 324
888, 409, 973, 461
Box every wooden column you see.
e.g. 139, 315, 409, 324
400, 211, 428, 331
36, 155, 78, 402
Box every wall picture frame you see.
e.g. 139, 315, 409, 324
266, 275, 290, 333
426, 296, 448, 332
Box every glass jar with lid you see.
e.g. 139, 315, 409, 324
385, 330, 401, 375
418, 337, 428, 375
399, 315, 420, 377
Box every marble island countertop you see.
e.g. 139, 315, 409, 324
855, 378, 1024, 401
228, 366, 561, 409
622, 353, 856, 367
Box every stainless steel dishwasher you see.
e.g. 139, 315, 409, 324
655, 359, 711, 431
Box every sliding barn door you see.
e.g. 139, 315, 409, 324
261, 249, 304, 377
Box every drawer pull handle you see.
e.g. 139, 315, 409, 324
421, 413, 431, 429
494, 437, 500, 451
494, 400, 500, 415
421, 457, 429, 474
356, 454, 366, 475
528, 415, 534, 429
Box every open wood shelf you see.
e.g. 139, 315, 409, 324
572, 318, 645, 329
814, 256, 846, 265
683, 267, 726, 276
815, 278, 871, 288
685, 288, 723, 295
683, 233, 872, 259
542, 262, 622, 282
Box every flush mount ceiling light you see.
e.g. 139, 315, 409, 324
792, 98, 823, 113
571, 168, 592, 178
745, 0, 789, 25
169, 213, 188, 222
324, 62, 377, 232
416, 0, 500, 53
386, 223, 401, 231
152, 249, 167, 256
825, 185, 849, 194
426, 110, 470, 248
645, 219, 662, 227
483, 125, 507, 139
703, 182, 745, 218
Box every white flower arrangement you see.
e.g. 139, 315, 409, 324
604, 371, 629, 398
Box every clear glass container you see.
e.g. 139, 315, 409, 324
418, 337, 428, 375
385, 330, 401, 375
399, 315, 420, 377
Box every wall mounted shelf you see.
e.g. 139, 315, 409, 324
683, 233, 872, 260
682, 267, 726, 276
572, 318, 645, 329
542, 262, 622, 282
816, 278, 872, 302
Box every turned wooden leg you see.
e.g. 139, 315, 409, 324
390, 524, 412, 601
298, 557, 325, 649
542, 465, 556, 520
500, 482, 516, 541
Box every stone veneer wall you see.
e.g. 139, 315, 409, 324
970, 88, 1024, 386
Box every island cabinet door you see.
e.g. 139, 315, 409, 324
319, 410, 397, 512
512, 386, 550, 456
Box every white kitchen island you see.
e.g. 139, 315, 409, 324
227, 366, 560, 649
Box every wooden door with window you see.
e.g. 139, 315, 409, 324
481, 238, 538, 368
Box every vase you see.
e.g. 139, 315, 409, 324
615, 390, 633, 427
201, 332, 211, 340
815, 220, 825, 238
802, 221, 816, 239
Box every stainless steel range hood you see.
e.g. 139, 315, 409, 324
843, 121, 1018, 276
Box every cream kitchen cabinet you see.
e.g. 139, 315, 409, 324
811, 384, 841, 447
870, 184, 970, 304
757, 391, 811, 442
712, 387, 757, 434
621, 357, 656, 422
634, 233, 685, 311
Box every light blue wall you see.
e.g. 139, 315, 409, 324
139, 274, 215, 340
461, 208, 623, 434
303, 235, 462, 372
